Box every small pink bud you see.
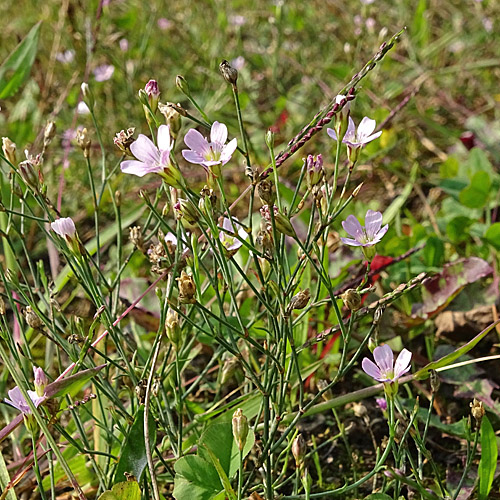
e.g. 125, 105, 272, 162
33, 367, 48, 397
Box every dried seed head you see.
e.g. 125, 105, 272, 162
470, 398, 485, 423
316, 379, 332, 401
232, 408, 249, 451
430, 369, 440, 394
292, 434, 307, 467
114, 128, 135, 156
352, 402, 367, 418
159, 102, 182, 139
2, 137, 17, 165
221, 357, 240, 384
219, 59, 238, 86
257, 179, 276, 206
129, 226, 145, 252
76, 128, 91, 158
340, 289, 362, 311
135, 379, 147, 405
0, 296, 5, 315
177, 270, 196, 304
44, 121, 57, 147
287, 289, 310, 314
25, 306, 43, 329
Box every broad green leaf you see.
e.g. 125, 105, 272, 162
45, 364, 106, 399
479, 416, 497, 500
459, 171, 491, 208
202, 446, 237, 500
0, 22, 41, 99
114, 406, 157, 484
422, 236, 444, 267
484, 223, 500, 250
439, 157, 459, 179
414, 320, 500, 380
446, 216, 473, 244
98, 481, 141, 500
198, 422, 255, 478
0, 448, 16, 500
173, 455, 224, 500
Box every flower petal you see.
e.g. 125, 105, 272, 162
327, 128, 338, 141
364, 210, 383, 238
357, 117, 377, 140
220, 138, 237, 165
394, 348, 412, 378
363, 131, 382, 144
341, 237, 364, 247
362, 358, 382, 381
182, 149, 206, 165
157, 125, 172, 153
343, 117, 356, 142
210, 121, 228, 145
342, 215, 364, 239
130, 134, 160, 164
373, 344, 394, 374
184, 129, 210, 155
121, 160, 159, 177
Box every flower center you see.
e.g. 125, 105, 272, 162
204, 144, 221, 162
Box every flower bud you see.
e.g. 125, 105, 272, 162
232, 408, 249, 451
340, 289, 361, 311
292, 434, 306, 467
367, 336, 377, 353
334, 94, 350, 139
219, 59, 238, 86
265, 130, 275, 149
305, 154, 324, 189
274, 212, 295, 237
159, 102, 182, 139
144, 80, 160, 113
174, 198, 198, 226
257, 179, 276, 206
33, 367, 48, 397
176, 75, 191, 97
176, 270, 196, 304
114, 128, 135, 156
2, 137, 16, 165
221, 357, 239, 384
287, 289, 310, 314
165, 308, 182, 347
81, 82, 95, 111
18, 159, 39, 190
76, 128, 91, 158
198, 185, 217, 217
470, 398, 485, 423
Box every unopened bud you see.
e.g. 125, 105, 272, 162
76, 128, 91, 158
176, 270, 196, 304
33, 367, 48, 397
221, 357, 239, 384
265, 130, 274, 149
340, 289, 361, 311
274, 211, 295, 237
165, 308, 182, 347
368, 337, 377, 353
334, 94, 350, 139
144, 80, 160, 113
176, 75, 191, 97
305, 154, 324, 189
2, 137, 17, 165
174, 198, 198, 226
352, 183, 363, 197
232, 408, 249, 451
25, 306, 43, 329
219, 60, 238, 86
198, 185, 217, 217
292, 434, 307, 467
81, 82, 95, 111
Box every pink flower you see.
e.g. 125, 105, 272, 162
33, 367, 48, 397
120, 125, 173, 177
145, 80, 160, 98
51, 217, 76, 240
157, 18, 172, 30
182, 122, 237, 170
219, 217, 248, 252
362, 345, 412, 383
375, 397, 387, 411
327, 116, 382, 149
341, 210, 388, 247
56, 50, 75, 64
119, 39, 129, 52
93, 64, 115, 82
4, 386, 44, 414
